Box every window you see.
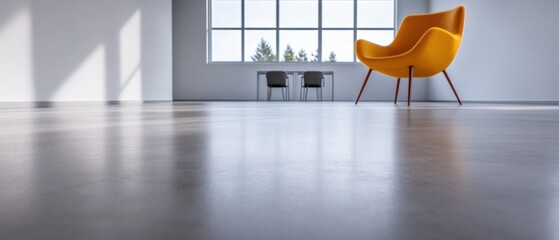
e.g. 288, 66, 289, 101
209, 0, 396, 63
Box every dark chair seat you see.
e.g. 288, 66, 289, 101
266, 71, 290, 101
301, 71, 325, 101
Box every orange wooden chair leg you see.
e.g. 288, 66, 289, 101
442, 70, 462, 105
394, 78, 401, 104
355, 69, 373, 105
408, 66, 414, 106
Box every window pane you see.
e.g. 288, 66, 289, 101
357, 0, 394, 28
280, 0, 318, 28
322, 30, 354, 62
357, 30, 394, 46
212, 0, 241, 28
323, 0, 354, 28
279, 30, 318, 62
245, 0, 276, 28
212, 30, 242, 61
245, 30, 277, 62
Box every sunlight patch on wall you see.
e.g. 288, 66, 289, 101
0, 8, 33, 101
52, 45, 106, 101
119, 10, 142, 100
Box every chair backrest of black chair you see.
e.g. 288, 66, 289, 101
303, 71, 324, 87
266, 71, 288, 87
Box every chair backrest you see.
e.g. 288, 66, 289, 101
390, 6, 465, 55
266, 71, 288, 87
303, 72, 324, 87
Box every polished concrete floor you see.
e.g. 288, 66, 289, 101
1, 101, 559, 240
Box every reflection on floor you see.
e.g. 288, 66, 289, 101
1, 102, 559, 240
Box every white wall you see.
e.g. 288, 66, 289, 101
173, 0, 430, 101
428, 0, 559, 101
4, 1, 558, 103
0, 0, 172, 102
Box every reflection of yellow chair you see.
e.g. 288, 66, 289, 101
355, 6, 466, 106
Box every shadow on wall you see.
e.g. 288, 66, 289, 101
0, 0, 170, 104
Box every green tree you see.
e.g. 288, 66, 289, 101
327, 51, 337, 62
282, 44, 296, 62
311, 49, 319, 62
251, 38, 276, 62
296, 49, 309, 62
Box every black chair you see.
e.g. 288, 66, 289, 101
301, 71, 325, 101
266, 71, 290, 101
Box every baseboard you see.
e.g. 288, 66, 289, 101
0, 100, 173, 108
173, 99, 256, 102
174, 99, 559, 104
3, 99, 558, 108
424, 100, 559, 105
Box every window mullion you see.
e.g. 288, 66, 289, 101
276, 0, 280, 62
353, 0, 358, 62
241, 0, 245, 62
318, 0, 322, 63
394, 0, 398, 32
208, 0, 213, 63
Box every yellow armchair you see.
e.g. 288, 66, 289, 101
355, 6, 466, 106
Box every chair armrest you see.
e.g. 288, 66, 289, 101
404, 27, 461, 65
358, 27, 460, 69
355, 39, 393, 59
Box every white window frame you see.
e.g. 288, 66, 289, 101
208, 0, 397, 63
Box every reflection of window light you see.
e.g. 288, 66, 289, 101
208, 0, 396, 63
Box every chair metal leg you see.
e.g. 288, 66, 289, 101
355, 69, 373, 105
408, 66, 414, 106
316, 88, 320, 101
267, 87, 271, 101
442, 70, 463, 105
305, 88, 309, 102
282, 88, 285, 101
394, 78, 401, 104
